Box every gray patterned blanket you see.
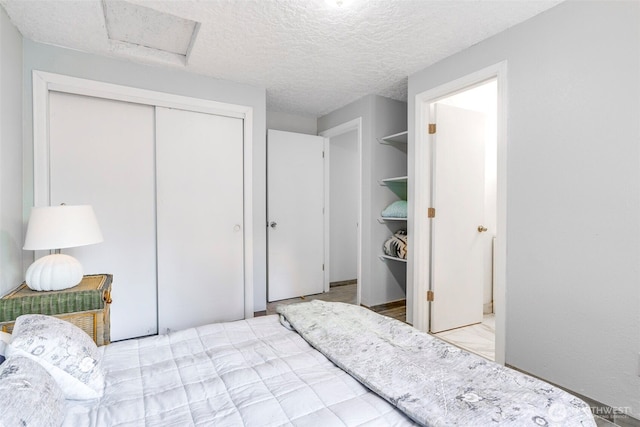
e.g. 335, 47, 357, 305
277, 300, 596, 427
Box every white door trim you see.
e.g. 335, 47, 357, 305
32, 70, 255, 319
318, 118, 363, 305
412, 61, 507, 364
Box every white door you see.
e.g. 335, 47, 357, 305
267, 130, 324, 302
430, 103, 486, 333
156, 107, 244, 334
49, 92, 158, 341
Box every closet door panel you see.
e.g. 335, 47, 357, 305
156, 107, 244, 334
49, 91, 158, 341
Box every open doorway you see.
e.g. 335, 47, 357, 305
320, 118, 363, 305
428, 80, 497, 360
411, 62, 506, 364
328, 129, 359, 290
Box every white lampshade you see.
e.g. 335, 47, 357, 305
24, 205, 103, 250
24, 205, 103, 291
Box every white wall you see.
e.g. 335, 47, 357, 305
318, 95, 407, 307
408, 0, 639, 416
0, 6, 23, 296
21, 39, 269, 312
329, 129, 358, 283
267, 111, 317, 135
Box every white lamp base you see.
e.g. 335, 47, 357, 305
25, 254, 84, 291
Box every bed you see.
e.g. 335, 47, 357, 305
0, 301, 596, 427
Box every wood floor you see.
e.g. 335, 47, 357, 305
264, 282, 407, 323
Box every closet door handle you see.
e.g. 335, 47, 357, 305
477, 225, 488, 232
269, 221, 277, 228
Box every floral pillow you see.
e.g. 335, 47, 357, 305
0, 356, 66, 426
6, 314, 105, 400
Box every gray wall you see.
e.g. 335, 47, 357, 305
319, 95, 407, 307
0, 7, 23, 296
21, 39, 269, 312
267, 111, 317, 135
408, 0, 639, 415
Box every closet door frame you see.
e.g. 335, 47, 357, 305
31, 70, 255, 319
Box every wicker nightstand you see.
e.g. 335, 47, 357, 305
0, 274, 112, 346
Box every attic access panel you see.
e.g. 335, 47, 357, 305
103, 0, 198, 57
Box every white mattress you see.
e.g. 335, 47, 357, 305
63, 315, 416, 426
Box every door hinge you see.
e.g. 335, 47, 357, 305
427, 290, 434, 302
322, 151, 325, 158
428, 123, 436, 134
322, 264, 325, 271
428, 207, 436, 218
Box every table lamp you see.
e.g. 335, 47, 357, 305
23, 205, 103, 291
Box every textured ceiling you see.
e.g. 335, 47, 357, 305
0, 0, 562, 117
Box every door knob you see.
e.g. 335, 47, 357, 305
269, 221, 277, 228
477, 225, 488, 232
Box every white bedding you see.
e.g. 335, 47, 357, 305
63, 314, 416, 426
278, 301, 596, 427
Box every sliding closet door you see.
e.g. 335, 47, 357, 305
156, 107, 245, 334
49, 91, 157, 341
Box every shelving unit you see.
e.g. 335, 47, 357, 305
380, 176, 408, 184
379, 176, 408, 200
378, 216, 407, 223
378, 130, 408, 145
379, 254, 408, 263
379, 130, 408, 265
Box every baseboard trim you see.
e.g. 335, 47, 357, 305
483, 302, 493, 314
507, 364, 639, 426
330, 279, 357, 287
364, 299, 406, 312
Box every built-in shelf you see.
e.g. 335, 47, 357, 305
378, 130, 408, 145
379, 176, 407, 200
378, 130, 409, 273
380, 254, 408, 263
379, 176, 408, 185
378, 217, 407, 223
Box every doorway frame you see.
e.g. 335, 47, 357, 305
318, 118, 363, 305
31, 70, 255, 320
411, 61, 507, 364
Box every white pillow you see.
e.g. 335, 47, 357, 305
0, 356, 66, 427
0, 331, 10, 364
6, 314, 105, 400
